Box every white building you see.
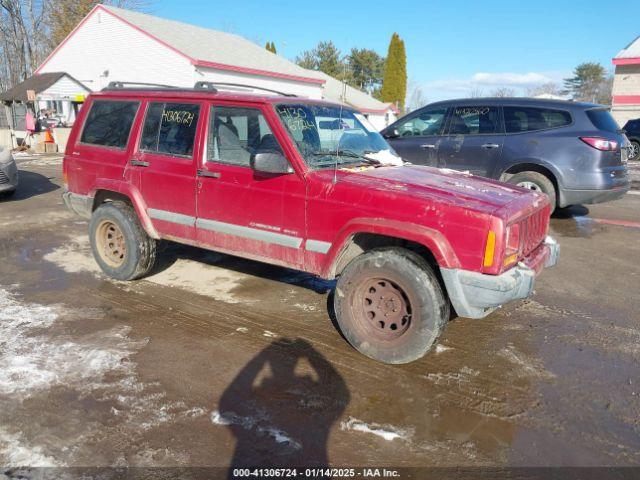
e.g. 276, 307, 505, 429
611, 35, 640, 126
36, 4, 397, 129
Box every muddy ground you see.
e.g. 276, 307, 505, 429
0, 155, 639, 472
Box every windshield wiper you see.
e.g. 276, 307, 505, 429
312, 149, 380, 165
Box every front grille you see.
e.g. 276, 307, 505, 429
519, 207, 548, 256
0, 170, 8, 184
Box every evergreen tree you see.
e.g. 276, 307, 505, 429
265, 42, 277, 54
380, 33, 407, 111
562, 62, 611, 104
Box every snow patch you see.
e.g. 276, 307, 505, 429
0, 428, 59, 467
435, 344, 452, 354
340, 417, 410, 442
210, 410, 301, 450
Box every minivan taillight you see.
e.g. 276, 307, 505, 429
580, 136, 618, 151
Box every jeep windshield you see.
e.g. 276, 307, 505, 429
275, 103, 400, 169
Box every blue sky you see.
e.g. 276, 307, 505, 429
154, 0, 639, 101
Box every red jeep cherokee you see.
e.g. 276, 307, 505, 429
62, 82, 559, 364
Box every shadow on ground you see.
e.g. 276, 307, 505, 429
0, 170, 59, 202
218, 338, 349, 471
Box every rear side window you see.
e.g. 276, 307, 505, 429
586, 109, 620, 133
448, 106, 501, 135
504, 107, 572, 133
140, 102, 200, 157
80, 100, 139, 148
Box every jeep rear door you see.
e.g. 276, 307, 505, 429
437, 105, 504, 177
195, 103, 306, 269
131, 100, 203, 241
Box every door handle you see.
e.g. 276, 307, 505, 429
197, 169, 221, 179
481, 143, 500, 149
130, 160, 150, 167
420, 143, 437, 149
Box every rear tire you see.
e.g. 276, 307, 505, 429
507, 171, 557, 213
334, 248, 449, 364
89, 201, 157, 280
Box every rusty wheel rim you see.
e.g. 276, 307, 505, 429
96, 220, 126, 268
353, 277, 412, 341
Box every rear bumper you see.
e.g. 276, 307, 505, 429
62, 190, 92, 218
441, 236, 560, 319
560, 184, 630, 207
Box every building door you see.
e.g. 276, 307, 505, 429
196, 103, 306, 269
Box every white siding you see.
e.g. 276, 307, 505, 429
39, 76, 90, 99
38, 8, 193, 90
194, 66, 322, 99
366, 111, 397, 131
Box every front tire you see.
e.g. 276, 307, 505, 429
334, 248, 449, 364
89, 201, 157, 280
507, 171, 557, 213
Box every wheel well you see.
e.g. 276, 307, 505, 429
500, 163, 558, 195
332, 233, 438, 278
92, 190, 132, 211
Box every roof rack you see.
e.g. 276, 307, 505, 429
194, 81, 297, 97
104, 81, 181, 90
102, 80, 297, 97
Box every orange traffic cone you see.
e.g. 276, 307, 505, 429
44, 127, 54, 143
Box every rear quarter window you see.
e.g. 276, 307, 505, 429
504, 106, 572, 133
586, 109, 620, 133
80, 100, 140, 148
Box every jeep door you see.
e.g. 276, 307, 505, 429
131, 100, 203, 241
384, 106, 449, 166
195, 103, 306, 269
437, 105, 504, 177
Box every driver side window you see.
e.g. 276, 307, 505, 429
208, 106, 283, 167
397, 108, 448, 137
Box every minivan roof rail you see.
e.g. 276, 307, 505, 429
102, 80, 297, 97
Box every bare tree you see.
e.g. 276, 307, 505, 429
490, 87, 516, 97
406, 80, 428, 113
468, 87, 484, 98
526, 82, 561, 97
0, 0, 50, 90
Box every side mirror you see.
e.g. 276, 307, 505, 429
383, 128, 400, 139
251, 151, 293, 175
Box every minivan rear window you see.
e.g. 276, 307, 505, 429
586, 109, 620, 133
504, 107, 572, 133
80, 100, 139, 148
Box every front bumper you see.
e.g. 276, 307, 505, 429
441, 236, 560, 319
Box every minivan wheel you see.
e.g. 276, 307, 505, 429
89, 201, 157, 280
508, 171, 557, 213
334, 248, 449, 364
629, 141, 639, 161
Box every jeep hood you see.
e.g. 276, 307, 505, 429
329, 165, 545, 215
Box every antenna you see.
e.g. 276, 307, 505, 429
333, 63, 348, 185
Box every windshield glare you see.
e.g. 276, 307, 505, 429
275, 103, 394, 168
